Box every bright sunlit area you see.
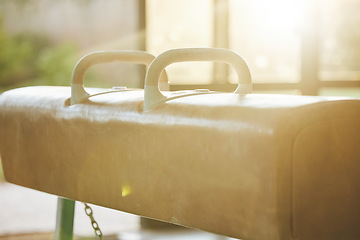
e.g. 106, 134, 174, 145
228, 0, 303, 83
146, 0, 360, 96
0, 0, 359, 239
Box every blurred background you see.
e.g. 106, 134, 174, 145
0, 0, 359, 239
1, 0, 359, 95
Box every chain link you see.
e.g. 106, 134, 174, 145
83, 203, 103, 239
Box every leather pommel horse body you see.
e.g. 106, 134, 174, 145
0, 49, 359, 240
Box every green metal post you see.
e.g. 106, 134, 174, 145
55, 197, 75, 240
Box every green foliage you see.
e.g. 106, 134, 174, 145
33, 43, 77, 86
0, 20, 77, 92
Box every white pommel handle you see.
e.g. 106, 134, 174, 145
144, 48, 252, 111
71, 50, 169, 105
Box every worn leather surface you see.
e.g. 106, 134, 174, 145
0, 86, 359, 240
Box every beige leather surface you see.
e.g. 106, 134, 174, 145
293, 118, 360, 240
0, 86, 359, 240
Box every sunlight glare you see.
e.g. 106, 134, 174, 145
121, 184, 132, 197
255, 0, 302, 32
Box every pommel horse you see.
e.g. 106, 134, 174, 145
0, 48, 359, 240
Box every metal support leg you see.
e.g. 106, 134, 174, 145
55, 197, 75, 240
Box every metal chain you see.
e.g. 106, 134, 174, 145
83, 203, 103, 240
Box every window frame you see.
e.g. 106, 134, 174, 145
143, 0, 360, 95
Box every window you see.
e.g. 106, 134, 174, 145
146, 0, 360, 97
1, 0, 359, 97
146, 0, 214, 85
